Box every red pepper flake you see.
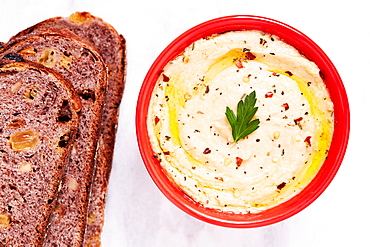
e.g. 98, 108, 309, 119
282, 103, 289, 111
204, 85, 210, 94
154, 116, 160, 125
215, 177, 224, 182
285, 71, 293, 76
245, 51, 256, 60
304, 136, 312, 147
236, 157, 243, 167
277, 182, 286, 190
162, 74, 170, 82
234, 59, 244, 68
163, 151, 171, 155
265, 92, 273, 98
294, 117, 303, 125
319, 71, 325, 80
203, 148, 211, 154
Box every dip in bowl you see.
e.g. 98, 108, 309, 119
136, 16, 349, 227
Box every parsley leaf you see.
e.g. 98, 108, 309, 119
225, 91, 260, 143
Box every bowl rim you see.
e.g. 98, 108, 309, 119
136, 15, 350, 228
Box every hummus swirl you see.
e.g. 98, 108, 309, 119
147, 31, 334, 213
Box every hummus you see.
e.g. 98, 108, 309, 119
147, 31, 334, 213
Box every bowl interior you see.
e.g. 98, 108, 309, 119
136, 15, 350, 227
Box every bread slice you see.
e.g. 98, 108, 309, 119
2, 29, 108, 246
9, 12, 126, 245
0, 60, 81, 246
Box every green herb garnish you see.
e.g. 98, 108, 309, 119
225, 91, 260, 143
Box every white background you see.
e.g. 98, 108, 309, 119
1, 0, 368, 246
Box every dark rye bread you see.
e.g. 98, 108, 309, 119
0, 60, 80, 246
2, 29, 108, 246
9, 12, 126, 245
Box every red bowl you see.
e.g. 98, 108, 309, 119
136, 15, 350, 227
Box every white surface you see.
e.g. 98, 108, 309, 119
0, 0, 368, 246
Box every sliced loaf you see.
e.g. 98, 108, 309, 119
9, 12, 126, 245
0, 60, 80, 246
2, 29, 108, 246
